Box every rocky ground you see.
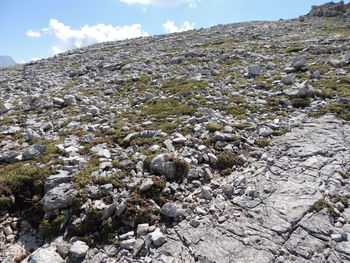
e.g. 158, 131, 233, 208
1, 2, 350, 263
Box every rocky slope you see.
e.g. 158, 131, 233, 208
1, 2, 350, 263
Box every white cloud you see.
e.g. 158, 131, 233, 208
163, 20, 195, 33
26, 30, 41, 38
30, 57, 43, 61
28, 19, 149, 54
120, 0, 201, 8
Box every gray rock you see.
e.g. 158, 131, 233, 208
115, 201, 127, 216
27, 247, 64, 263
22, 145, 47, 161
163, 139, 175, 151
0, 102, 13, 114
213, 131, 231, 142
344, 53, 350, 62
97, 148, 111, 159
133, 239, 145, 256
69, 241, 89, 260
0, 151, 19, 163
25, 128, 41, 141
281, 75, 295, 85
291, 55, 307, 69
139, 178, 154, 192
41, 183, 77, 211
41, 121, 53, 131
258, 127, 273, 137
44, 170, 73, 192
309, 1, 347, 17
101, 203, 116, 220
52, 97, 65, 106
148, 229, 167, 247
163, 161, 177, 180
247, 65, 261, 77
149, 144, 161, 152
150, 154, 170, 175
137, 223, 149, 236
64, 95, 76, 105
89, 252, 107, 263
144, 91, 155, 100
89, 105, 101, 116
160, 202, 180, 218
120, 238, 135, 250
284, 81, 311, 98
201, 186, 213, 200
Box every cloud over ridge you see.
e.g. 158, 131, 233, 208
163, 20, 195, 33
27, 19, 149, 54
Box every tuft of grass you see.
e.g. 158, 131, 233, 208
205, 124, 224, 133
285, 46, 304, 53
310, 102, 350, 121
292, 98, 310, 108
313, 199, 335, 215
39, 213, 65, 239
314, 88, 335, 99
140, 99, 196, 119
215, 151, 239, 170
272, 129, 289, 136
94, 173, 127, 189
334, 196, 349, 207
340, 172, 350, 179
0, 196, 13, 210
172, 157, 190, 181
123, 192, 158, 225
232, 123, 251, 130
72, 157, 99, 189
69, 206, 102, 243
220, 168, 232, 176
143, 154, 157, 171
229, 96, 246, 104
161, 78, 208, 95
0, 161, 57, 211
255, 138, 270, 148
158, 122, 179, 133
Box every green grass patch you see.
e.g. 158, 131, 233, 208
285, 46, 304, 53
161, 78, 208, 95
140, 99, 196, 119
310, 102, 350, 121
72, 157, 99, 189
205, 124, 224, 133
255, 138, 270, 148
292, 98, 310, 108
215, 151, 239, 170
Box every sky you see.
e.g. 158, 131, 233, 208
0, 0, 340, 63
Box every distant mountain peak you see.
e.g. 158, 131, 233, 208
0, 55, 16, 67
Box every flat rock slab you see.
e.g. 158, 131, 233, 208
154, 115, 350, 263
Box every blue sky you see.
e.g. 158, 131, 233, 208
0, 0, 337, 63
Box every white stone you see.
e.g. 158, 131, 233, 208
139, 178, 154, 192
148, 229, 167, 247
69, 241, 89, 260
